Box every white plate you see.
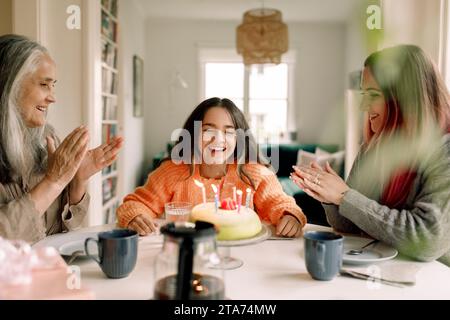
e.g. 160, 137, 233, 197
33, 231, 100, 257
217, 224, 271, 247
343, 236, 398, 265
59, 239, 98, 257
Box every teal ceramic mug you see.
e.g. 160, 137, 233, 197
304, 231, 343, 281
85, 229, 138, 279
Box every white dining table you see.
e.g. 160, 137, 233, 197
34, 222, 450, 300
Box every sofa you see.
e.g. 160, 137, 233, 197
260, 143, 344, 226
148, 143, 343, 226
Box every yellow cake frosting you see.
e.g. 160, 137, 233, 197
190, 202, 262, 241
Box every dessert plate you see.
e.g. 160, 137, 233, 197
343, 236, 398, 265
217, 224, 271, 247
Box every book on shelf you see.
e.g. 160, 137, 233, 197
102, 68, 118, 95
104, 201, 119, 225
102, 162, 117, 176
102, 0, 117, 18
101, 124, 119, 176
101, 39, 117, 69
101, 0, 110, 10
110, 0, 118, 18
102, 176, 117, 205
102, 96, 118, 120
101, 11, 117, 43
102, 123, 118, 144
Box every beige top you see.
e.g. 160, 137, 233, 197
0, 128, 89, 244
0, 179, 89, 244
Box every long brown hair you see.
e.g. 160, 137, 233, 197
166, 97, 270, 189
363, 45, 450, 145
363, 45, 450, 208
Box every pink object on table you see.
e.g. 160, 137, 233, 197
0, 247, 95, 300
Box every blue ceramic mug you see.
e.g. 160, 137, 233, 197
85, 229, 138, 279
304, 231, 343, 281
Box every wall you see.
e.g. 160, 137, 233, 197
118, 0, 146, 194
291, 23, 346, 148
12, 0, 40, 40
382, 0, 442, 63
343, 3, 373, 176
144, 19, 347, 167
0, 0, 12, 35
43, 0, 84, 138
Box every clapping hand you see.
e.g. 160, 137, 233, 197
74, 136, 124, 183
290, 161, 350, 205
45, 126, 89, 188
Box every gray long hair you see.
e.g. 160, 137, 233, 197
0, 34, 50, 187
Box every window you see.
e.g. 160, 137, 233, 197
249, 64, 288, 143
200, 49, 294, 143
205, 63, 244, 110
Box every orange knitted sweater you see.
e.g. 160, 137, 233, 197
117, 160, 307, 228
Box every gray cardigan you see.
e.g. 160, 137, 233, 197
323, 134, 450, 266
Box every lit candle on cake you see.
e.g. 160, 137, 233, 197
194, 179, 206, 204
237, 189, 243, 213
245, 188, 252, 208
211, 184, 219, 212
232, 186, 237, 203
217, 184, 221, 202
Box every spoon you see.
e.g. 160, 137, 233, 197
67, 250, 85, 265
346, 239, 379, 255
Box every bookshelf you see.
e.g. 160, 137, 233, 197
100, 0, 120, 224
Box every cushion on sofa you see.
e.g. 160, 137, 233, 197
297, 148, 345, 177
278, 177, 304, 197
260, 143, 339, 177
315, 148, 345, 177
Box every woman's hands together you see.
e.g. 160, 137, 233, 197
290, 161, 350, 206
45, 126, 89, 188
45, 126, 123, 205
45, 126, 124, 187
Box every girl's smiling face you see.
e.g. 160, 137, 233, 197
201, 107, 237, 165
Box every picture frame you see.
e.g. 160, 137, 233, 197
133, 55, 144, 117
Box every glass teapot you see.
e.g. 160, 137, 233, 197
153, 221, 225, 300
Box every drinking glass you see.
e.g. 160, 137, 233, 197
164, 202, 192, 223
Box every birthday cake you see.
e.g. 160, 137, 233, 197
190, 199, 262, 241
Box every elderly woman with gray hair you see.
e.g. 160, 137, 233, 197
0, 34, 123, 243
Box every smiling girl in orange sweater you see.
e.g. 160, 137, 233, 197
117, 98, 306, 237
